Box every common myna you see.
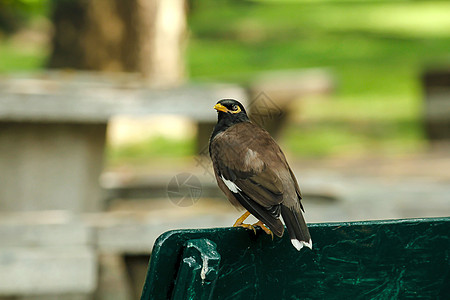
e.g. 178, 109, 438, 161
209, 99, 312, 251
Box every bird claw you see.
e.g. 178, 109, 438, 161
253, 221, 274, 240
235, 223, 257, 235
232, 211, 272, 238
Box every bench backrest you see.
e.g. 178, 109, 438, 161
141, 218, 449, 299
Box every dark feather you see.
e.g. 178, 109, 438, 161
281, 205, 311, 246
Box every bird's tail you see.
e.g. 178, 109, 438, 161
281, 205, 312, 251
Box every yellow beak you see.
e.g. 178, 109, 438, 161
213, 103, 228, 113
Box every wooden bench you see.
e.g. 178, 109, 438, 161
141, 217, 449, 299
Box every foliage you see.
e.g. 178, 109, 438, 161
0, 0, 49, 34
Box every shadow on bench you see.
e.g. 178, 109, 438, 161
141, 217, 449, 299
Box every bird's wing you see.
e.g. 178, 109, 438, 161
210, 122, 287, 234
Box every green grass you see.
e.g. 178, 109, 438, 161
106, 136, 195, 167
187, 1, 450, 96
0, 40, 47, 72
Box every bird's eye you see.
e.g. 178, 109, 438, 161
232, 105, 238, 111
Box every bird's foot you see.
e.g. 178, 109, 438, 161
233, 211, 251, 227
233, 211, 256, 234
253, 221, 274, 240
235, 223, 257, 234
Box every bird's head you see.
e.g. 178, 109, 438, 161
210, 98, 251, 148
213, 99, 249, 123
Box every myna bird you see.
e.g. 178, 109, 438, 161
209, 99, 312, 251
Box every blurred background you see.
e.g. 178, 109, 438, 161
0, 0, 449, 299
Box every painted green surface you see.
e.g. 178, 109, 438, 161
172, 239, 221, 300
141, 218, 449, 299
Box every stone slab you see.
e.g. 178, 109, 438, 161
0, 122, 106, 212
248, 68, 335, 106
86, 212, 236, 254
0, 72, 247, 123
0, 212, 92, 247
0, 247, 97, 296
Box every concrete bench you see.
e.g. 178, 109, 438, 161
0, 212, 96, 299
0, 210, 237, 299
247, 68, 335, 137
0, 71, 247, 213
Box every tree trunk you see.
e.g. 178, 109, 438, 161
47, 0, 186, 86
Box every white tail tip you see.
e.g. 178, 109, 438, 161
291, 238, 313, 251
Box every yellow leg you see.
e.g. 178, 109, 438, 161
233, 211, 251, 226
233, 211, 256, 234
253, 220, 274, 240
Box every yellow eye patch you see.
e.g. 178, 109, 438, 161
230, 106, 241, 114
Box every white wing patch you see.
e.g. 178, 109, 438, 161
221, 175, 241, 193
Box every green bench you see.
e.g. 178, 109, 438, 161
141, 217, 449, 299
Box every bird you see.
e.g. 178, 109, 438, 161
209, 99, 312, 251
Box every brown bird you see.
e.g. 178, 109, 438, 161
209, 99, 312, 251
